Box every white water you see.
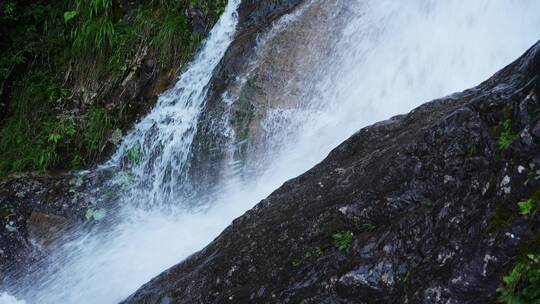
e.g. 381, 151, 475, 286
3, 1, 540, 303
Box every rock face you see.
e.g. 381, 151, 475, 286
0, 174, 82, 278
189, 0, 345, 192
0, 168, 116, 284
188, 0, 307, 187
124, 42, 540, 303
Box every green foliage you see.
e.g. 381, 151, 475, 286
68, 0, 115, 55
85, 0, 112, 18
64, 11, 78, 23
498, 119, 515, 150
499, 254, 540, 303
0, 2, 68, 98
333, 230, 354, 252
72, 17, 116, 56
153, 14, 188, 61
518, 199, 535, 216
0, 0, 230, 176
0, 74, 114, 175
106, 23, 136, 75
190, 0, 228, 21
83, 107, 113, 162
0, 71, 70, 175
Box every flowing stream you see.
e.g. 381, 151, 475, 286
2, 0, 540, 303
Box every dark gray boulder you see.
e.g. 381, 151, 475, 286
123, 42, 540, 303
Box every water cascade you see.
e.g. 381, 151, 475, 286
2, 0, 540, 303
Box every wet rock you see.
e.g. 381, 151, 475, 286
26, 211, 68, 249
0, 172, 96, 283
532, 119, 540, 138
189, 0, 347, 194
124, 41, 540, 304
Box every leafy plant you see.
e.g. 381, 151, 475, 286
333, 230, 354, 252
64, 10, 79, 23
518, 199, 535, 216
499, 254, 540, 303
498, 119, 515, 150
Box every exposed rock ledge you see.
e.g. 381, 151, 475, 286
124, 42, 540, 303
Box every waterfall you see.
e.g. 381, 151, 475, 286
3, 0, 243, 302
105, 0, 241, 208
3, 0, 540, 303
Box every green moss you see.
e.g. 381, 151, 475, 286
517, 234, 540, 260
